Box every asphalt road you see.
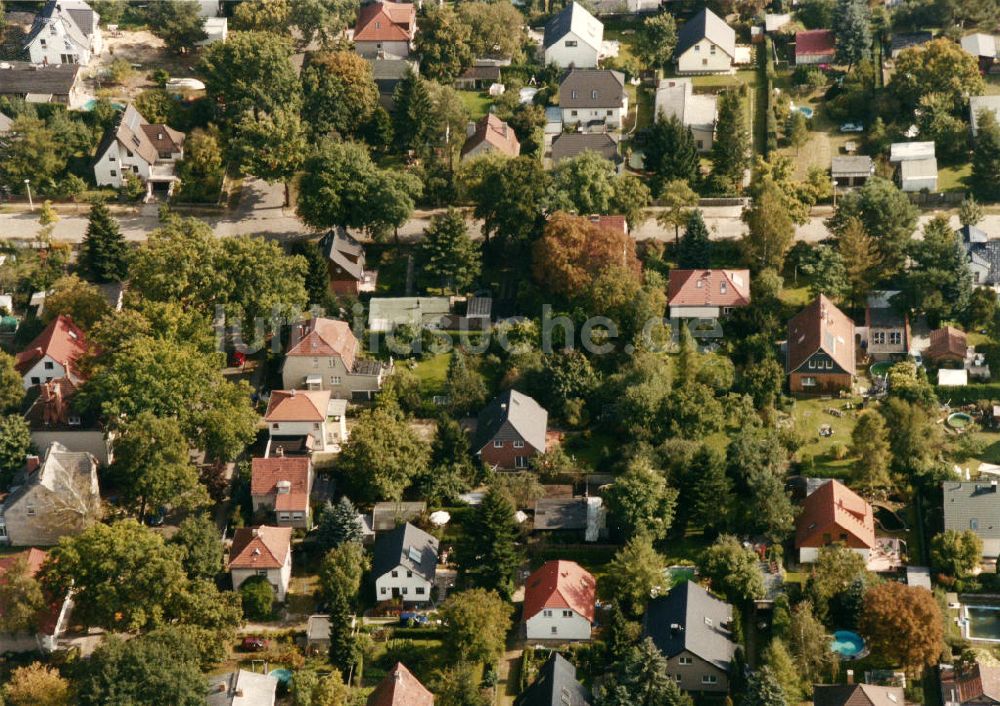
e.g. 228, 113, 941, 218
0, 178, 977, 245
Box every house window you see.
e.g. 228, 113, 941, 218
515, 456, 529, 469
381, 587, 387, 594
31, 377, 40, 385
391, 570, 399, 577
802, 376, 817, 387
25, 505, 35, 516
571, 90, 578, 99
312, 357, 319, 368
272, 423, 279, 430
702, 675, 718, 685
110, 170, 117, 177
513, 440, 525, 448
971, 518, 979, 530
256, 570, 268, 577
551, 626, 558, 634
697, 140, 704, 149
494, 440, 503, 448
808, 359, 816, 369
679, 656, 693, 665
330, 376, 342, 385
108, 155, 115, 161
723, 306, 734, 315
591, 90, 598, 99
406, 570, 413, 578
607, 109, 613, 116
543, 609, 553, 617
415, 587, 425, 595
292, 512, 303, 520
889, 331, 902, 345
565, 40, 577, 47
401, 587, 408, 595
43, 361, 53, 370
126, 149, 133, 158
694, 44, 700, 51
675, 675, 683, 683
562, 610, 573, 617
975, 272, 982, 283
40, 38, 47, 47
702, 58, 708, 66
571, 110, 578, 117
873, 331, 886, 345
313, 423, 321, 430
710, 44, 717, 54
825, 360, 833, 369
279, 512, 290, 520
704, 617, 713, 627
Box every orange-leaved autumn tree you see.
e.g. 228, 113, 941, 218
859, 582, 943, 674
532, 212, 641, 300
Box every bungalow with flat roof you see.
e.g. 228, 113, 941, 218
962, 33, 999, 72
795, 29, 835, 65
654, 78, 717, 152
943, 481, 1000, 564
890, 141, 938, 192
890, 31, 932, 58
207, 670, 278, 706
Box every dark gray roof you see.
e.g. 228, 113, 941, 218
559, 69, 625, 108
474, 389, 549, 452
467, 296, 492, 318
676, 7, 736, 59
543, 2, 602, 52
25, 1, 94, 51
372, 522, 439, 582
551, 133, 620, 164
515, 653, 592, 706
943, 482, 1000, 540
320, 227, 365, 281
459, 66, 501, 81
866, 291, 906, 328
0, 62, 81, 97
534, 498, 588, 530
831, 156, 874, 177
890, 32, 932, 54
960, 226, 1000, 284
644, 581, 735, 671
367, 58, 414, 81
960, 224, 990, 244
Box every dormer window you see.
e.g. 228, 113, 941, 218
720, 282, 727, 294
375, 21, 381, 28
591, 90, 598, 99
68, 415, 81, 426
571, 90, 578, 99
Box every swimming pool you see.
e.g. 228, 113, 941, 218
966, 606, 1000, 641
798, 106, 814, 119
831, 630, 865, 658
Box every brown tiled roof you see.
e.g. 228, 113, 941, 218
523, 560, 596, 623
228, 526, 292, 570
139, 123, 184, 156
795, 479, 876, 550
366, 662, 434, 706
667, 269, 751, 307
354, 2, 415, 42
786, 294, 855, 374
926, 326, 967, 361
251, 457, 311, 513
589, 214, 627, 234
264, 389, 331, 423
15, 315, 89, 380
286, 317, 358, 371
814, 684, 906, 706
461, 114, 520, 158
796, 29, 836, 58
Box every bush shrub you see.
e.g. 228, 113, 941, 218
240, 576, 275, 620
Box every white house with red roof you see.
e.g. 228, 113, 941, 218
667, 269, 750, 323
228, 526, 293, 601
0, 547, 73, 652
461, 114, 521, 161
795, 479, 875, 563
523, 560, 596, 641
353, 1, 416, 59
281, 317, 387, 401
251, 456, 313, 528
15, 315, 89, 390
264, 389, 341, 453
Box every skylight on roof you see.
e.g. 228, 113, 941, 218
408, 546, 422, 564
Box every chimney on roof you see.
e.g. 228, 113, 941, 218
25, 455, 40, 473
251, 528, 259, 537
846, 669, 854, 685
290, 389, 296, 397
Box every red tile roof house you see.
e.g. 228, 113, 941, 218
925, 326, 968, 365
353, 1, 416, 60
228, 526, 293, 602
589, 214, 628, 236
0, 548, 73, 653
786, 294, 856, 395
366, 662, 434, 706
264, 389, 340, 453
473, 390, 548, 470
251, 456, 314, 528
461, 114, 521, 162
523, 560, 596, 641
795, 29, 836, 65
795, 479, 875, 564
15, 314, 89, 390
667, 270, 751, 335
281, 317, 388, 402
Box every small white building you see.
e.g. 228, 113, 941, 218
93, 105, 185, 200
207, 670, 277, 706
523, 560, 596, 641
890, 141, 937, 192
198, 16, 228, 46
264, 389, 339, 452
675, 7, 736, 74
543, 2, 603, 69
373, 523, 438, 604
654, 78, 717, 152
24, 0, 103, 67
228, 526, 293, 602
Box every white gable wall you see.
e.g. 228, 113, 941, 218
26, 21, 92, 66
526, 608, 592, 640
94, 139, 152, 188
677, 42, 734, 74
545, 30, 600, 68
21, 355, 66, 389
375, 563, 433, 603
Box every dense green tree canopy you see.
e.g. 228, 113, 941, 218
337, 405, 430, 501
301, 51, 380, 139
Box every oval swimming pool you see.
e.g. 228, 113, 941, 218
831, 630, 865, 658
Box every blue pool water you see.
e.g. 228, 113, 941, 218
270, 668, 293, 685
831, 630, 865, 658
799, 106, 815, 119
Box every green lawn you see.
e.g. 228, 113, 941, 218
457, 90, 492, 120
938, 163, 972, 192
409, 353, 451, 396
604, 28, 639, 65
561, 430, 618, 471
788, 395, 862, 478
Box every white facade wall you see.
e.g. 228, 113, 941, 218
94, 140, 151, 188
526, 609, 592, 640
560, 100, 628, 129
545, 31, 600, 68
691, 125, 714, 152
21, 356, 66, 389
231, 554, 292, 601
267, 419, 330, 451
901, 176, 937, 193
669, 305, 723, 319
26, 23, 95, 66
355, 40, 411, 59
677, 43, 733, 74
375, 564, 433, 603
799, 546, 870, 564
